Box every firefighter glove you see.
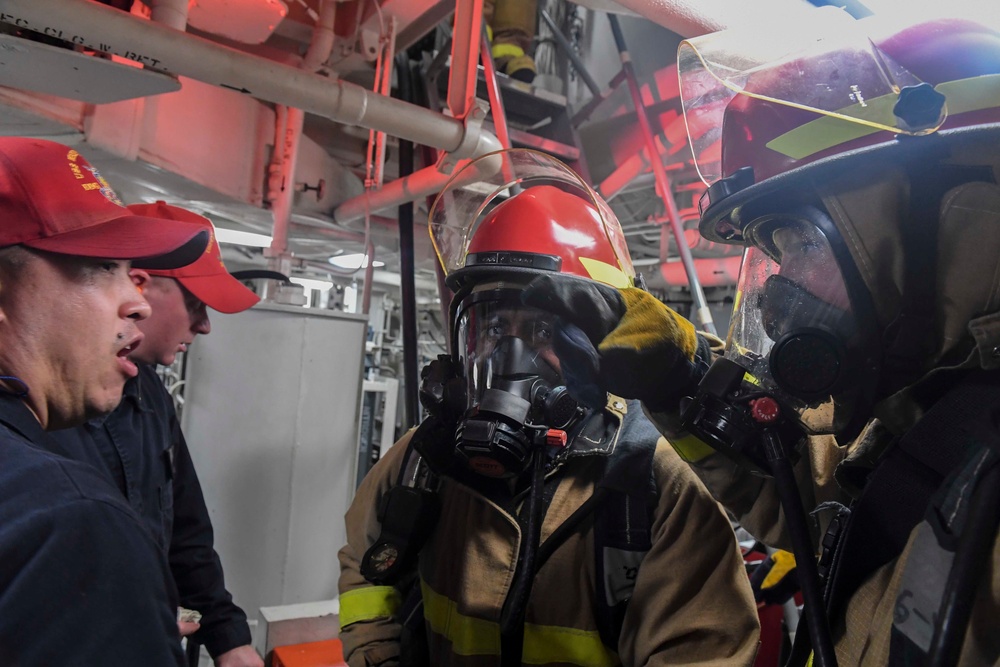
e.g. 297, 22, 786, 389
522, 274, 709, 412
749, 550, 799, 606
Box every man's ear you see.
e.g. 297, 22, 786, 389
129, 268, 151, 294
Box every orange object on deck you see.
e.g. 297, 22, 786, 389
272, 638, 346, 667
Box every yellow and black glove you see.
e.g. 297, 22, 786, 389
522, 274, 711, 412
749, 550, 799, 606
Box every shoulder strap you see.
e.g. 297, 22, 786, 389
360, 420, 442, 586
593, 402, 659, 649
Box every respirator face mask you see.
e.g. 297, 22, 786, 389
453, 290, 580, 478
725, 211, 867, 436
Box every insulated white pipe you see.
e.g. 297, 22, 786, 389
0, 0, 479, 154
335, 164, 452, 224
333, 136, 504, 224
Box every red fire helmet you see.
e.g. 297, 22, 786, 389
428, 149, 635, 291
677, 6, 1000, 242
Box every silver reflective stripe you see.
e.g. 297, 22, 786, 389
892, 522, 953, 652
602, 546, 646, 606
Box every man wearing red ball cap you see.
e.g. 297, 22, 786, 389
0, 137, 209, 665
51, 202, 264, 667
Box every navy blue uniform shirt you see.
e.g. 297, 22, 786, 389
0, 392, 184, 665
49, 363, 252, 657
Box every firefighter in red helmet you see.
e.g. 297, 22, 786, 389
523, 8, 1000, 667
337, 149, 759, 667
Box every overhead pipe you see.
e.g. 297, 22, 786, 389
326, 16, 500, 228
0, 0, 490, 156
608, 15, 716, 335
333, 132, 504, 224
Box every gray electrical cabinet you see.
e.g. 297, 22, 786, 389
180, 303, 367, 633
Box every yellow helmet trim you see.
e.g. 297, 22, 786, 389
579, 257, 632, 289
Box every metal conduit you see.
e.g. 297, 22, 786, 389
0, 0, 486, 155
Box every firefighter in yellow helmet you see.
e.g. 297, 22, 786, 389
523, 9, 1000, 667
337, 150, 759, 666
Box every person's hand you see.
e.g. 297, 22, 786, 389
177, 607, 202, 638
419, 355, 465, 422
522, 274, 708, 411
177, 619, 201, 637
214, 644, 264, 667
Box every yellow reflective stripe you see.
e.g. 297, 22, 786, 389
767, 73, 1000, 160
421, 580, 501, 656
943, 73, 1000, 116
421, 581, 618, 665
579, 257, 631, 289
492, 43, 525, 59
765, 93, 900, 160
523, 623, 620, 667
339, 586, 401, 629
669, 433, 716, 463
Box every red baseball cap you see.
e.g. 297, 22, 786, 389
0, 137, 209, 269
131, 202, 261, 314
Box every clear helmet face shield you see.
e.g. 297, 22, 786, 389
451, 288, 580, 478
454, 290, 576, 426
677, 7, 958, 188
726, 213, 870, 436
